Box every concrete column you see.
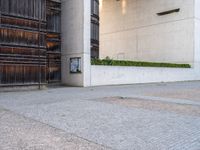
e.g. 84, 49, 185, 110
194, 0, 200, 69
61, 0, 91, 87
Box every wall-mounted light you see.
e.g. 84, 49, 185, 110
121, 0, 127, 15
99, 0, 103, 11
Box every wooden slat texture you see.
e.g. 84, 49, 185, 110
91, 0, 99, 59
46, 0, 61, 83
0, 0, 61, 86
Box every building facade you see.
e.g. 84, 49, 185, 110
0, 0, 61, 87
1, 0, 200, 87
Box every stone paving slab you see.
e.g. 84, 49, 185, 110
146, 89, 200, 102
96, 96, 200, 116
6, 98, 200, 150
0, 108, 109, 150
0, 81, 200, 150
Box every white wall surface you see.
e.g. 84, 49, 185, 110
90, 0, 200, 87
194, 0, 200, 68
195, 0, 200, 19
91, 65, 200, 86
100, 0, 195, 64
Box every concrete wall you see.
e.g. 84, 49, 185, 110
91, 65, 200, 86
194, 0, 200, 67
100, 0, 194, 64
61, 0, 91, 86
90, 0, 200, 86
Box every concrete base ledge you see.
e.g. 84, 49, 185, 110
0, 85, 47, 92
91, 65, 200, 86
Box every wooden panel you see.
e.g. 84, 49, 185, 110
0, 0, 47, 86
0, 0, 62, 86
46, 0, 61, 83
91, 0, 99, 59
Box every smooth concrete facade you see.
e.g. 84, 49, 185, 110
100, 0, 194, 64
61, 0, 200, 87
194, 0, 200, 68
90, 65, 200, 86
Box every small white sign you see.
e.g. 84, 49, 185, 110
70, 57, 81, 73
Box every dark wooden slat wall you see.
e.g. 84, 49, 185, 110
91, 0, 99, 59
46, 0, 61, 83
0, 0, 61, 86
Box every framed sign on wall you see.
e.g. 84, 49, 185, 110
70, 57, 81, 73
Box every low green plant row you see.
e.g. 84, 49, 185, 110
91, 59, 191, 68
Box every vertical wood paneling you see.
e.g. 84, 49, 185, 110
0, 0, 47, 86
0, 0, 61, 86
46, 0, 61, 83
91, 0, 100, 59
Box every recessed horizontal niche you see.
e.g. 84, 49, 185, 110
157, 8, 180, 16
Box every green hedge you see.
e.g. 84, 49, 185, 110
91, 59, 191, 68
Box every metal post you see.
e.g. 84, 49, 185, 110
38, 2, 42, 90
0, 0, 2, 86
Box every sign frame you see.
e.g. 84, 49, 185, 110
70, 57, 82, 73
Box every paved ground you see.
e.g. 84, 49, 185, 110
0, 81, 200, 150
0, 108, 109, 150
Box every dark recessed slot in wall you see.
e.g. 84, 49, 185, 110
157, 8, 180, 16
